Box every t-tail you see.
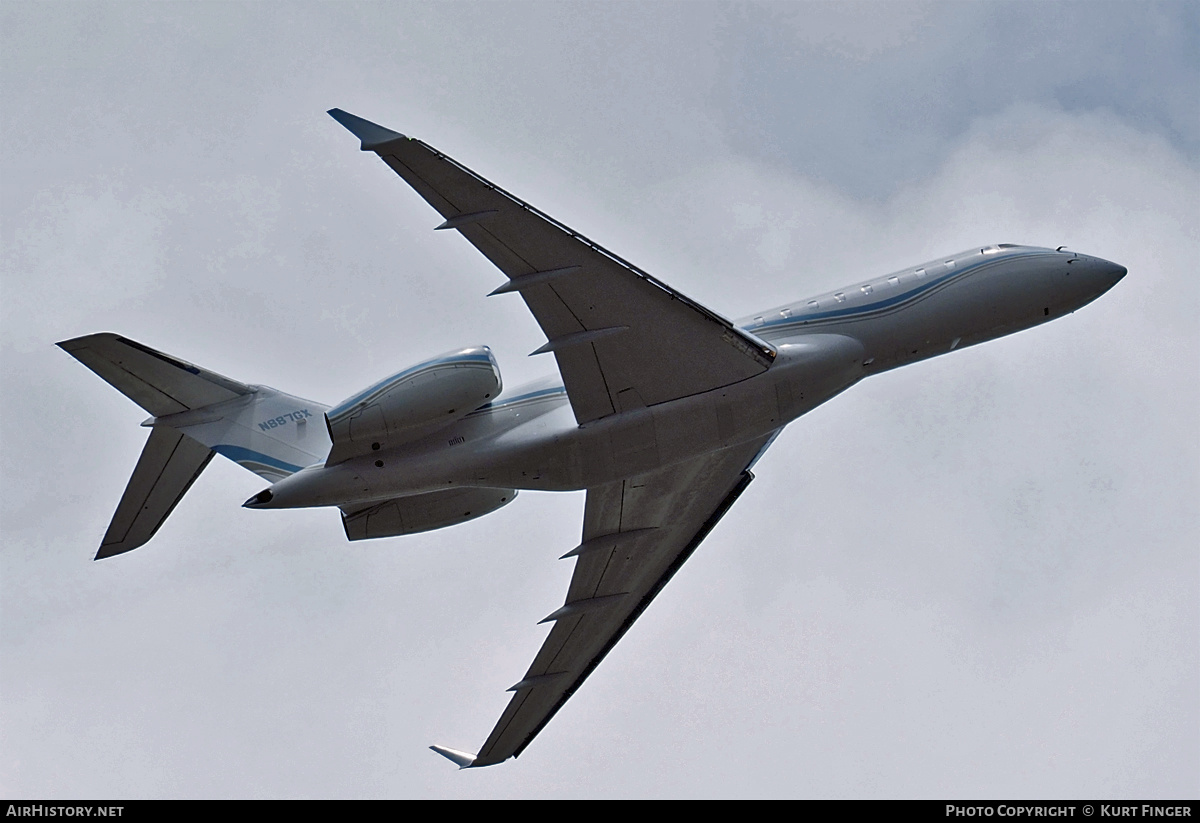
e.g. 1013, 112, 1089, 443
58, 333, 330, 559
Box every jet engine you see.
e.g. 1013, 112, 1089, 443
341, 487, 517, 540
325, 346, 501, 464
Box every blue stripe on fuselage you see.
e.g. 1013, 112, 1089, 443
212, 444, 306, 474
743, 249, 1049, 335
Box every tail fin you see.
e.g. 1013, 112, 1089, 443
59, 333, 330, 558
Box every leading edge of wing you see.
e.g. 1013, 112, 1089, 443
326, 108, 763, 352
326, 109, 776, 424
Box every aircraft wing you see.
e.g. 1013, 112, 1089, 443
328, 109, 775, 424
436, 431, 774, 768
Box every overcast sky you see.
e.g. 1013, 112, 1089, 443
2, 1, 1197, 799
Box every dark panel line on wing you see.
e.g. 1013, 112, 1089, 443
590, 342, 619, 414
107, 361, 191, 413
116, 335, 201, 375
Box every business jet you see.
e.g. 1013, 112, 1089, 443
58, 109, 1126, 768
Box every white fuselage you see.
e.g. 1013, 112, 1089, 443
253, 244, 1125, 510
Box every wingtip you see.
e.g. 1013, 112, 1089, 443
430, 745, 478, 769
56, 332, 116, 351
327, 108, 407, 151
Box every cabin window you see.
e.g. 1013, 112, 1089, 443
754, 316, 764, 326
834, 292, 846, 303
982, 245, 1000, 254
915, 268, 926, 278
807, 300, 819, 309
887, 276, 900, 287
944, 259, 956, 268
780, 308, 792, 319
861, 285, 873, 295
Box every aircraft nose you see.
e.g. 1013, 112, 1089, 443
1075, 255, 1126, 291
1095, 257, 1127, 289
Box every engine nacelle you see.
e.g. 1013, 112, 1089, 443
341, 487, 517, 540
325, 346, 501, 465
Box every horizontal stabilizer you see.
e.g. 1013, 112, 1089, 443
97, 428, 214, 559
58, 333, 251, 417
429, 745, 478, 769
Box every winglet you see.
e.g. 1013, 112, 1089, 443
430, 745, 478, 769
327, 109, 407, 151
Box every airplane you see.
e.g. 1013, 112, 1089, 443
58, 108, 1127, 769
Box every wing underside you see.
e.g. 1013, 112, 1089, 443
463, 433, 773, 767
328, 110, 774, 424
326, 110, 781, 768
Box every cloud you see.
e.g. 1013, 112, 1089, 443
2, 1, 1195, 799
